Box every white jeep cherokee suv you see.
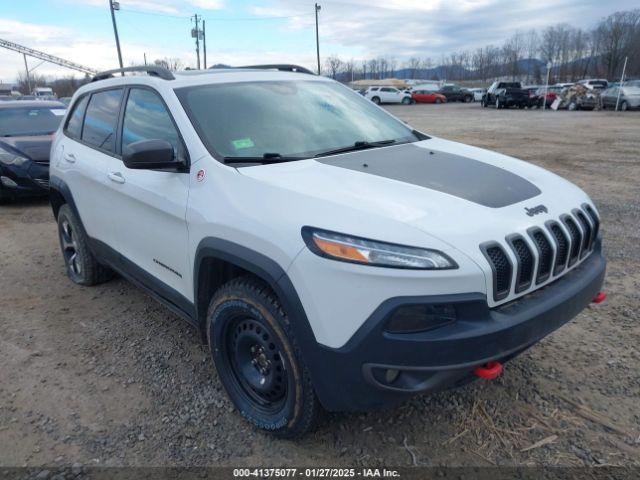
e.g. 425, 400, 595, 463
50, 65, 606, 437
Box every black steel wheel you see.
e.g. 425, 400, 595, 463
207, 276, 319, 437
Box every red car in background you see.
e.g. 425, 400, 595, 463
411, 90, 447, 104
535, 86, 562, 108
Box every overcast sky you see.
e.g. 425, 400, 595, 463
0, 0, 637, 83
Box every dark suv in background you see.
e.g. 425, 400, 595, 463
437, 85, 473, 103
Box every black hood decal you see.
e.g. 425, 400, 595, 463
316, 144, 541, 208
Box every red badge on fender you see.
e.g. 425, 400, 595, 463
196, 169, 205, 182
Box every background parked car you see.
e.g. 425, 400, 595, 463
411, 90, 447, 104
0, 101, 65, 202
437, 85, 473, 102
535, 86, 562, 108
523, 85, 542, 107
364, 86, 412, 104
577, 79, 609, 90
468, 88, 486, 102
601, 85, 640, 111
438, 85, 473, 102
482, 81, 528, 108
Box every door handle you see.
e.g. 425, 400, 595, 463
108, 172, 125, 184
63, 153, 76, 163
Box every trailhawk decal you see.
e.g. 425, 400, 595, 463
316, 144, 541, 208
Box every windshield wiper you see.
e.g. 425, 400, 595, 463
313, 139, 398, 158
223, 153, 308, 165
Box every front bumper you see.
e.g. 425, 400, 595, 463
0, 162, 49, 199
305, 245, 605, 412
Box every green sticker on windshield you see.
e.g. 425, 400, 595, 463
232, 138, 254, 150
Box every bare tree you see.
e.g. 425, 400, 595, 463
153, 57, 184, 71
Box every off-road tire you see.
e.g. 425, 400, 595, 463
57, 204, 114, 286
207, 275, 319, 438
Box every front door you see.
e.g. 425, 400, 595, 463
103, 87, 192, 302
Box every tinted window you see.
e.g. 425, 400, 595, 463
82, 89, 123, 153
0, 106, 66, 137
122, 88, 180, 157
65, 95, 89, 138
177, 81, 418, 160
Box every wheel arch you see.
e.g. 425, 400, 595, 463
193, 238, 316, 347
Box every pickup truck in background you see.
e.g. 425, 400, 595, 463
482, 81, 529, 109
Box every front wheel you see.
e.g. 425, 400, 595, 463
435, 98, 442, 104
495, 97, 501, 109
207, 276, 319, 438
401, 97, 411, 105
620, 101, 628, 111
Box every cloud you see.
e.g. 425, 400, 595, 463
0, 19, 194, 82
250, 0, 638, 61
66, 0, 224, 15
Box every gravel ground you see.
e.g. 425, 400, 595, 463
0, 103, 638, 470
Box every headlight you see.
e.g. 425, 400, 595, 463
302, 227, 457, 270
0, 146, 29, 167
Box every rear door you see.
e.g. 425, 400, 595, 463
103, 86, 192, 300
57, 89, 123, 247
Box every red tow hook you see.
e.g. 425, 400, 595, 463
474, 361, 503, 380
592, 291, 607, 304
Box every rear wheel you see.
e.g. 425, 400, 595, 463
207, 276, 319, 438
371, 96, 381, 105
495, 97, 501, 109
620, 101, 628, 111
57, 204, 113, 285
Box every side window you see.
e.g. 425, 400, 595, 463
121, 88, 181, 158
64, 95, 89, 139
82, 89, 123, 153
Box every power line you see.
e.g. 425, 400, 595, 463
119, 6, 313, 22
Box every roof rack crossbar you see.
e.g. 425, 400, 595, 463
91, 65, 175, 82
235, 64, 315, 75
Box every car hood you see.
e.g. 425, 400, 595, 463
237, 138, 593, 272
0, 135, 53, 163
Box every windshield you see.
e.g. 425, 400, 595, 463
176, 80, 420, 161
0, 106, 65, 137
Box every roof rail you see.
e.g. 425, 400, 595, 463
235, 64, 316, 75
91, 65, 175, 82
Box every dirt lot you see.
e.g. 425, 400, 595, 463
1, 103, 639, 470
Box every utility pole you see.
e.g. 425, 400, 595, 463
109, 0, 124, 74
615, 56, 628, 112
191, 14, 202, 70
202, 20, 207, 69
315, 3, 321, 75
23, 54, 31, 94
143, 52, 147, 66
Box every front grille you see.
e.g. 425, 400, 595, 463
482, 244, 512, 301
481, 206, 598, 303
508, 236, 534, 293
528, 228, 553, 284
562, 215, 582, 266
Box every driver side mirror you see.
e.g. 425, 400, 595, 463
123, 139, 185, 171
